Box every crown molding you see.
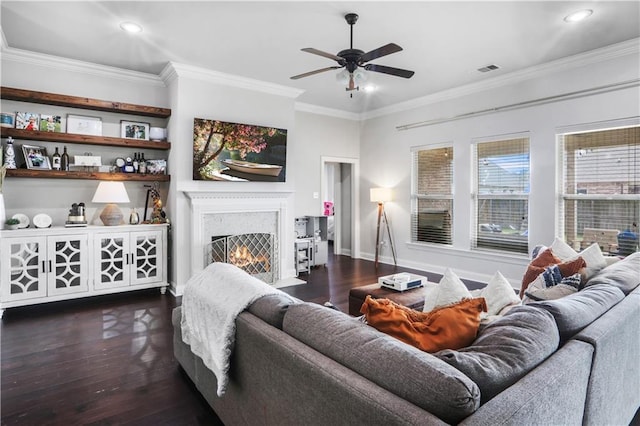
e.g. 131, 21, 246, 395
0, 44, 165, 87
295, 102, 361, 121
361, 37, 640, 121
162, 62, 305, 99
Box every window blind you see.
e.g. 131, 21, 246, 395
472, 137, 529, 254
559, 126, 639, 255
411, 145, 453, 245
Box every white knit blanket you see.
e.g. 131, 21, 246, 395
180, 262, 279, 396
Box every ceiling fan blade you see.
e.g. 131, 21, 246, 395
364, 63, 415, 78
359, 43, 403, 63
290, 66, 342, 80
301, 48, 343, 62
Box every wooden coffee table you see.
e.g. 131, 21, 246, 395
348, 281, 431, 316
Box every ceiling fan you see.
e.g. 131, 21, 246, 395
290, 13, 415, 93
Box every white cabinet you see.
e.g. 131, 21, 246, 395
0, 233, 88, 303
94, 229, 164, 289
0, 224, 168, 317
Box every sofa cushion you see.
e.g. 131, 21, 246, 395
520, 249, 586, 298
361, 295, 486, 353
248, 292, 300, 329
435, 305, 560, 404
423, 268, 472, 312
583, 252, 640, 295
529, 283, 625, 342
283, 302, 481, 424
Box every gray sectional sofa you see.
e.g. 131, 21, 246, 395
173, 253, 640, 425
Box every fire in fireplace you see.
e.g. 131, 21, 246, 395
206, 233, 277, 284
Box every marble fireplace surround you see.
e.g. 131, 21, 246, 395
184, 190, 295, 284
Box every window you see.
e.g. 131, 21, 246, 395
411, 145, 453, 245
559, 126, 639, 255
472, 136, 530, 254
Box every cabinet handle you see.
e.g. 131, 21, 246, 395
49, 260, 52, 273
126, 253, 129, 265
42, 261, 46, 273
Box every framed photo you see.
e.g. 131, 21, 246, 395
15, 112, 40, 131
39, 114, 63, 132
22, 144, 51, 170
146, 159, 167, 175
121, 120, 150, 140
67, 114, 102, 136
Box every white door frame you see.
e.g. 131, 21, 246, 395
320, 156, 360, 258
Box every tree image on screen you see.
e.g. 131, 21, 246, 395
193, 118, 287, 182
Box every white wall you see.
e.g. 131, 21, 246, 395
359, 48, 640, 286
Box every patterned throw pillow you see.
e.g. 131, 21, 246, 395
522, 272, 582, 303
361, 295, 487, 353
520, 248, 586, 298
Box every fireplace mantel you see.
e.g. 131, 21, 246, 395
183, 189, 295, 283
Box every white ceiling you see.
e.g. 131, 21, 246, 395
1, 1, 639, 114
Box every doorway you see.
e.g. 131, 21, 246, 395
321, 156, 360, 258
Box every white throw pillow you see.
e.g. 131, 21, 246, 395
423, 268, 471, 312
480, 271, 521, 316
550, 238, 607, 281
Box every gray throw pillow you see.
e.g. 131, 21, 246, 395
248, 293, 300, 329
529, 283, 624, 342
583, 252, 640, 295
283, 302, 480, 424
435, 305, 559, 404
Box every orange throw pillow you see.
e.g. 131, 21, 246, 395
520, 249, 586, 298
360, 296, 487, 353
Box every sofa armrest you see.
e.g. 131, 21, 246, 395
574, 289, 640, 425
459, 339, 593, 426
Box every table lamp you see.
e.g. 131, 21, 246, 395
92, 181, 130, 226
370, 187, 397, 268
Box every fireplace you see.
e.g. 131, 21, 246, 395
207, 233, 277, 283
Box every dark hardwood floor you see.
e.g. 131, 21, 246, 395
1, 249, 445, 425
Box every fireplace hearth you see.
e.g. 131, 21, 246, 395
206, 233, 277, 284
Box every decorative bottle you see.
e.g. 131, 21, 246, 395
133, 153, 139, 173
52, 147, 61, 170
139, 152, 147, 174
61, 146, 70, 171
4, 137, 17, 169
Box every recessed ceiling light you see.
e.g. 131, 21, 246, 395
119, 21, 143, 33
564, 9, 593, 23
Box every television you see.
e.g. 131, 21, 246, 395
193, 118, 287, 182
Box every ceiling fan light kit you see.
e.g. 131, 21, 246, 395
291, 13, 414, 97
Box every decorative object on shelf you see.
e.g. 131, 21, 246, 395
92, 181, 130, 226
73, 154, 101, 170
0, 113, 15, 128
61, 146, 70, 171
51, 147, 61, 170
149, 127, 167, 141
370, 187, 397, 268
65, 202, 87, 227
323, 201, 334, 216
138, 152, 147, 174
39, 114, 62, 132
146, 159, 166, 175
143, 182, 168, 224
4, 218, 20, 230
123, 157, 135, 173
67, 114, 102, 136
193, 117, 286, 182
32, 213, 52, 229
22, 144, 52, 170
121, 120, 150, 140
15, 112, 39, 130
129, 208, 140, 225
0, 165, 5, 229
11, 213, 29, 229
4, 137, 17, 169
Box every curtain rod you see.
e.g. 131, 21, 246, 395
396, 79, 640, 131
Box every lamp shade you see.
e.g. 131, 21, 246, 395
92, 181, 130, 203
370, 187, 392, 203
92, 181, 130, 226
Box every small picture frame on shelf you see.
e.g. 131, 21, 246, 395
15, 112, 40, 131
146, 159, 167, 175
121, 120, 150, 140
22, 144, 52, 170
67, 114, 102, 136
39, 114, 63, 133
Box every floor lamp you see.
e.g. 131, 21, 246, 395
370, 187, 397, 268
